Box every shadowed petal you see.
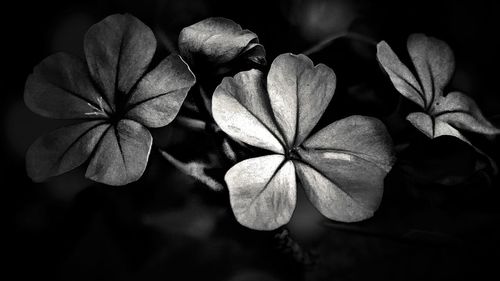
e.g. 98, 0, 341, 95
26, 121, 109, 182
267, 53, 336, 147
126, 54, 196, 128
212, 69, 284, 153
85, 119, 152, 185
377, 41, 425, 108
24, 53, 109, 119
179, 17, 265, 66
434, 91, 500, 135
407, 34, 455, 108
225, 155, 296, 230
84, 14, 156, 108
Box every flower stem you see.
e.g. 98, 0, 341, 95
302, 31, 377, 56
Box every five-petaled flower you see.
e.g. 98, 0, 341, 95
212, 53, 395, 230
25, 14, 196, 186
377, 33, 500, 145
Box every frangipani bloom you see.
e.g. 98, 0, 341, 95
377, 34, 500, 143
212, 53, 395, 230
25, 14, 196, 186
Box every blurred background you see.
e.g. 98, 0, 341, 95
3, 0, 500, 280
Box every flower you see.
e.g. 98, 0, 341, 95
377, 33, 500, 143
212, 53, 395, 230
178, 17, 266, 72
25, 14, 196, 186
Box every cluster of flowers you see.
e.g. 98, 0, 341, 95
25, 14, 499, 231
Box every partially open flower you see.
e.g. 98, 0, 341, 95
25, 14, 196, 186
212, 53, 395, 230
178, 17, 266, 75
377, 33, 500, 144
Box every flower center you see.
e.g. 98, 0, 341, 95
109, 91, 128, 125
287, 147, 301, 161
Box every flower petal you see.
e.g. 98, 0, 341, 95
406, 112, 434, 138
302, 115, 395, 171
26, 121, 109, 182
125, 54, 196, 128
295, 116, 394, 222
434, 91, 500, 135
294, 161, 381, 222
85, 119, 152, 185
212, 69, 285, 153
407, 33, 455, 108
267, 53, 336, 147
225, 155, 296, 230
24, 53, 109, 119
376, 41, 425, 108
179, 17, 265, 66
84, 14, 156, 108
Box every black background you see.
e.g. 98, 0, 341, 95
4, 0, 500, 280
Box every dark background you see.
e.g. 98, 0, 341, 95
3, 0, 500, 280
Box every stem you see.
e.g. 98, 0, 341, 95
303, 31, 377, 56
159, 148, 224, 191
176, 116, 207, 131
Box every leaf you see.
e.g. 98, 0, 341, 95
212, 69, 285, 153
125, 54, 196, 128
85, 119, 152, 186
26, 121, 109, 182
225, 155, 296, 230
295, 115, 394, 222
407, 33, 455, 108
178, 17, 265, 66
84, 13, 156, 108
376, 41, 425, 108
24, 52, 109, 119
267, 53, 336, 147
433, 91, 500, 135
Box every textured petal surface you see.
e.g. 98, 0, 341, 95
302, 115, 395, 171
407, 33, 455, 108
406, 112, 470, 142
267, 53, 336, 147
24, 53, 109, 119
376, 41, 425, 108
296, 115, 394, 222
85, 119, 152, 186
433, 91, 500, 135
26, 121, 109, 182
126, 54, 196, 128
212, 70, 284, 153
179, 17, 264, 66
84, 14, 156, 108
225, 155, 296, 230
